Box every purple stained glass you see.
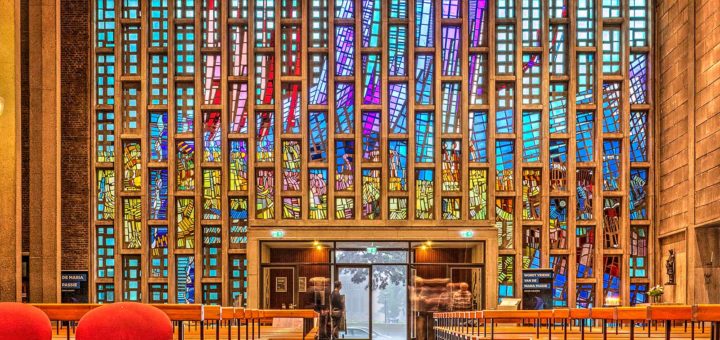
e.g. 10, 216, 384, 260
469, 0, 488, 46
442, 26, 461, 76
230, 83, 248, 134
362, 111, 381, 162
335, 26, 355, 76
362, 54, 381, 104
629, 54, 648, 104
442, 0, 460, 18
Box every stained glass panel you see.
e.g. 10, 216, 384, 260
415, 169, 434, 220
522, 169, 541, 220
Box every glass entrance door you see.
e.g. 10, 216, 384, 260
372, 265, 408, 339
337, 265, 371, 339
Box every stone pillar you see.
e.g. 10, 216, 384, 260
0, 0, 22, 303
27, 0, 61, 303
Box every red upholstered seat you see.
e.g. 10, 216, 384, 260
0, 302, 52, 340
76, 302, 173, 340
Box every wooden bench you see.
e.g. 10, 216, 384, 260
648, 305, 693, 340
694, 304, 720, 340
615, 306, 648, 340
32, 304, 100, 340
150, 304, 205, 340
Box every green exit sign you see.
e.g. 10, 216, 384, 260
271, 230, 285, 238
366, 246, 378, 254
460, 230, 475, 238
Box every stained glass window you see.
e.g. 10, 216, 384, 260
630, 226, 648, 278
94, 0, 653, 304
122, 255, 142, 301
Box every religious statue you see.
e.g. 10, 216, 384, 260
665, 249, 676, 285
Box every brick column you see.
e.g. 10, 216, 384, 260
27, 0, 61, 303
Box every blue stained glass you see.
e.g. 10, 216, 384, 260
602, 83, 621, 133
388, 83, 408, 134
496, 84, 514, 133
176, 85, 195, 134
123, 0, 141, 18
469, 54, 487, 104
550, 140, 569, 191
415, 55, 434, 104
441, 26, 461, 76
309, 111, 329, 161
335, 26, 355, 76
150, 226, 168, 278
630, 54, 648, 104
388, 140, 408, 191
602, 0, 621, 17
362, 54, 381, 105
522, 112, 541, 162
388, 26, 407, 76
97, 55, 115, 106
149, 169, 169, 220
576, 111, 594, 162
550, 255, 569, 307
256, 111, 274, 162
309, 54, 329, 105
629, 169, 648, 220
361, 0, 381, 47
630, 111, 648, 162
630, 283, 648, 306
150, 0, 169, 47
629, 0, 648, 47
389, 0, 407, 18
415, 0, 434, 47
522, 54, 542, 104
603, 140, 621, 191
176, 256, 195, 303
549, 83, 568, 134
576, 283, 595, 308
469, 0, 488, 46
441, 83, 461, 133
97, 0, 116, 47
175, 25, 195, 75
549, 25, 567, 74
577, 0, 595, 47
577, 54, 594, 103
602, 28, 621, 73
496, 140, 514, 191
469, 112, 488, 162
335, 83, 355, 133
335, 0, 353, 18
149, 112, 168, 161
603, 256, 621, 300
415, 112, 434, 163
335, 140, 355, 191
361, 111, 381, 162
521, 0, 542, 47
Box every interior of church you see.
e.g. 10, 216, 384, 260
0, 0, 719, 339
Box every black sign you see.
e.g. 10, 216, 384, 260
61, 271, 88, 303
522, 269, 553, 310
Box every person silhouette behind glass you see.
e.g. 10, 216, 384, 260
330, 281, 345, 339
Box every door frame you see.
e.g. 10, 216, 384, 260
334, 264, 373, 340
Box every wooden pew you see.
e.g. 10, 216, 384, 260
32, 304, 100, 340
203, 305, 222, 340
615, 306, 648, 340
693, 304, 720, 340
483, 310, 539, 340
553, 309, 570, 340
151, 304, 204, 340
648, 305, 693, 340
589, 307, 616, 340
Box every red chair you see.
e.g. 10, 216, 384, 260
76, 302, 173, 340
0, 302, 52, 340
